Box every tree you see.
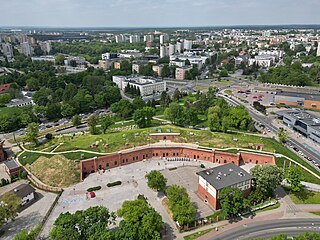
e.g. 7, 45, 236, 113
277, 128, 287, 143
55, 54, 66, 65
251, 165, 284, 199
288, 166, 303, 192
87, 115, 99, 135
100, 115, 114, 134
116, 199, 162, 240
69, 60, 77, 67
50, 206, 116, 240
146, 170, 167, 192
24, 122, 39, 146
172, 88, 181, 102
133, 106, 155, 128
26, 77, 40, 91
110, 99, 133, 119
159, 91, 171, 110
72, 115, 81, 127
161, 64, 171, 78
219, 187, 248, 218
164, 102, 185, 126
166, 185, 196, 226
132, 96, 146, 110
0, 192, 21, 228
0, 93, 11, 106
208, 106, 222, 131
61, 103, 76, 117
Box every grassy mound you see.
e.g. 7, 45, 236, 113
26, 155, 80, 188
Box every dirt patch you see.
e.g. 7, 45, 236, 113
26, 155, 80, 188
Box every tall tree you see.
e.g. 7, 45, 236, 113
219, 187, 248, 218
87, 115, 99, 135
288, 166, 303, 192
146, 170, 167, 192
251, 165, 284, 199
0, 192, 21, 228
100, 115, 114, 134
24, 122, 39, 146
116, 199, 163, 240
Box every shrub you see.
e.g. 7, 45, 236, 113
87, 186, 101, 192
45, 133, 54, 140
107, 181, 122, 187
200, 164, 205, 168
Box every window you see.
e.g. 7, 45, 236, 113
194, 155, 196, 159
146, 154, 148, 158
114, 161, 117, 165
163, 153, 165, 157
122, 159, 125, 163
156, 153, 158, 157
173, 152, 175, 156
106, 163, 109, 167
224, 160, 227, 163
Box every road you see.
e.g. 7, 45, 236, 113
219, 93, 320, 171
210, 218, 320, 240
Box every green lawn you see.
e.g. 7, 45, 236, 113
184, 228, 215, 240
289, 189, 320, 204
0, 106, 23, 116
311, 212, 320, 216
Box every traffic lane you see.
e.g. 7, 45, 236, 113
211, 219, 320, 240
220, 94, 320, 169
242, 228, 320, 240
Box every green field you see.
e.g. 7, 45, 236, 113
21, 125, 320, 184
0, 107, 23, 116
289, 189, 320, 204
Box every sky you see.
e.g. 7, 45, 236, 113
0, 0, 320, 27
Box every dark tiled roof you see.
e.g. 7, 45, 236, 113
4, 160, 20, 170
10, 184, 35, 199
197, 163, 253, 190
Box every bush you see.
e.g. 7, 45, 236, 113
200, 164, 205, 168
19, 171, 28, 179
45, 133, 54, 140
0, 178, 9, 187
107, 181, 122, 187
87, 186, 101, 192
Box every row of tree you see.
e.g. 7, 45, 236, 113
50, 200, 163, 240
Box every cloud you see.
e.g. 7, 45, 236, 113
0, 0, 319, 27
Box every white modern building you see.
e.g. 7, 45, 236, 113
160, 34, 169, 44
113, 76, 166, 97
160, 45, 168, 58
130, 35, 140, 43
317, 42, 320, 57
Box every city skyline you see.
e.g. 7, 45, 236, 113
0, 0, 320, 28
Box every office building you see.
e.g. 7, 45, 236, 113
115, 34, 126, 43
160, 45, 168, 58
113, 75, 166, 97
197, 163, 253, 210
39, 41, 51, 54
152, 65, 164, 76
144, 35, 154, 42
282, 111, 320, 143
317, 42, 320, 57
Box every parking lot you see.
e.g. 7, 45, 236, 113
231, 87, 276, 106
0, 180, 57, 240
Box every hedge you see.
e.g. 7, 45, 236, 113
87, 186, 102, 192
107, 181, 122, 187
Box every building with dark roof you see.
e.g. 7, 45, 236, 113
4, 159, 21, 177
10, 184, 35, 206
197, 163, 253, 210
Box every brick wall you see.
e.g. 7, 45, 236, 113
80, 145, 276, 180
240, 151, 275, 165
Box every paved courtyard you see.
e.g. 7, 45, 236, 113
0, 180, 57, 240
161, 165, 218, 218
40, 159, 256, 239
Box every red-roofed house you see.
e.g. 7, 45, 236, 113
0, 83, 13, 95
